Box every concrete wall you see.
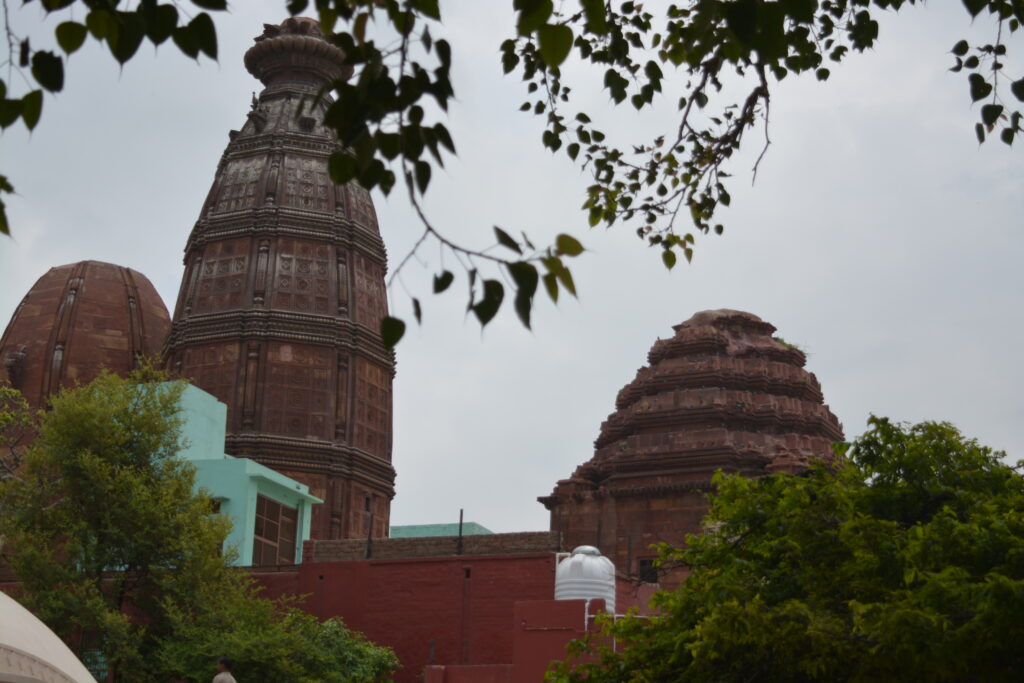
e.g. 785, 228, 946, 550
175, 383, 321, 566
176, 384, 228, 462
193, 458, 319, 565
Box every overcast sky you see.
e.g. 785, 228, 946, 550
2, 1, 1021, 533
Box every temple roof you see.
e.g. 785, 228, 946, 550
544, 310, 844, 502
0, 261, 170, 408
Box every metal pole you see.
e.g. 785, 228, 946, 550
457, 508, 464, 555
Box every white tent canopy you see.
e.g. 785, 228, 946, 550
0, 591, 95, 683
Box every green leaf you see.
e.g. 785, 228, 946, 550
414, 160, 431, 194
380, 316, 406, 349
172, 25, 199, 58
472, 279, 504, 326
555, 233, 584, 256
433, 270, 454, 293
494, 226, 522, 254
86, 10, 111, 40
975, 122, 985, 143
662, 249, 677, 270
190, 0, 228, 9
434, 123, 455, 152
723, 0, 758, 46
516, 0, 553, 35
1011, 79, 1024, 102
31, 52, 64, 92
411, 0, 441, 20
21, 90, 42, 130
981, 103, 1003, 126
0, 98, 22, 129
951, 39, 969, 56
556, 265, 576, 297
0, 174, 12, 235
962, 0, 987, 17
1000, 127, 1015, 145
141, 4, 179, 45
189, 13, 217, 60
108, 12, 145, 64
328, 153, 358, 184
412, 298, 422, 324
509, 261, 539, 328
969, 73, 992, 102
537, 24, 573, 67
542, 272, 558, 302
580, 0, 608, 35
55, 22, 88, 54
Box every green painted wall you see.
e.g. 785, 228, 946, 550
173, 384, 321, 566
390, 522, 493, 538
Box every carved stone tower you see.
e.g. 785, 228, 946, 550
165, 18, 394, 540
540, 310, 843, 586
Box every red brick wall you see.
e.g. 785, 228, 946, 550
253, 552, 559, 683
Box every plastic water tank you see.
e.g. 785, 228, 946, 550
555, 545, 616, 614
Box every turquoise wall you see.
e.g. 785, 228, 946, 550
174, 384, 321, 566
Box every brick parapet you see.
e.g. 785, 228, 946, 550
304, 531, 559, 563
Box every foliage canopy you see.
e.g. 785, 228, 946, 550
2, 1, 1021, 344
548, 416, 1024, 682
0, 370, 397, 682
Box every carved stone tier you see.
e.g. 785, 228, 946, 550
165, 19, 394, 541
0, 260, 170, 409
540, 309, 843, 587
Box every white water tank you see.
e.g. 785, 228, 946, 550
555, 545, 616, 614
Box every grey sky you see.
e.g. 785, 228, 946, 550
2, 2, 1021, 533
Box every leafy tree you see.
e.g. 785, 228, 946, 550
548, 416, 1024, 682
0, 371, 397, 682
2, 1, 1021, 343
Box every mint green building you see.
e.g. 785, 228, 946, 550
176, 385, 321, 566
390, 522, 493, 538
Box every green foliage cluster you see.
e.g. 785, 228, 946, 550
0, 370, 397, 682
549, 417, 1024, 682
2, 1, 1021, 343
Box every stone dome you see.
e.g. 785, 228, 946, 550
0, 261, 171, 408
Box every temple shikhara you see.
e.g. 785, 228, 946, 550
541, 309, 843, 586
0, 18, 844, 683
164, 17, 394, 541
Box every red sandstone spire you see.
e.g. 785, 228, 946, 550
164, 19, 394, 541
540, 309, 843, 585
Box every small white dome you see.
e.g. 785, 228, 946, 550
0, 590, 96, 682
555, 545, 616, 614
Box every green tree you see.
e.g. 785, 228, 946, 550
0, 371, 397, 682
549, 417, 1024, 682
2, 1, 1021, 341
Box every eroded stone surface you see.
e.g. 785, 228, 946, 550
540, 309, 843, 586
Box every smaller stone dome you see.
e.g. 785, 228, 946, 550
540, 310, 845, 586
0, 261, 171, 408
